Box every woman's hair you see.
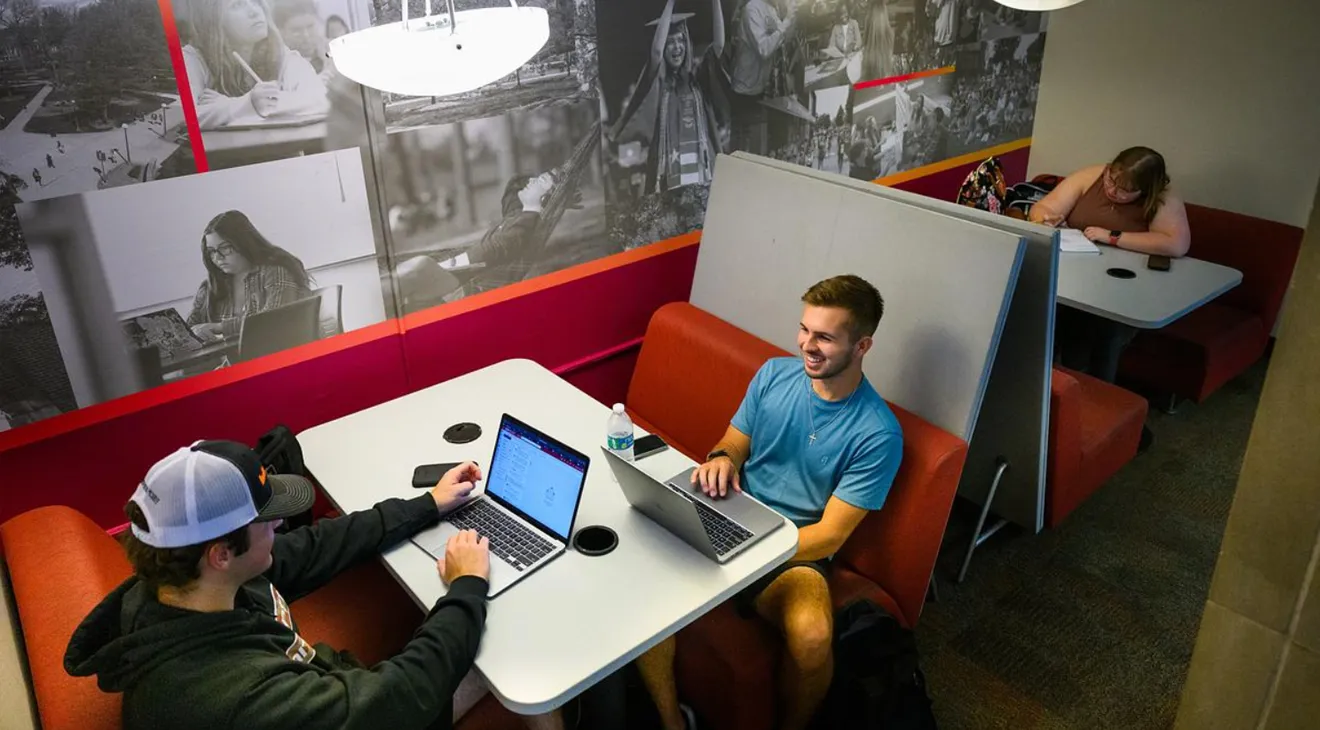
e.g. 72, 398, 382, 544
199, 210, 312, 307
190, 0, 286, 97
500, 175, 534, 217
1109, 146, 1171, 221
121, 500, 251, 591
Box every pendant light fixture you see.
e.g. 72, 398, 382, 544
328, 0, 550, 98
992, 0, 1087, 10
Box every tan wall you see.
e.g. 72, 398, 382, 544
1174, 177, 1320, 728
1029, 0, 1320, 227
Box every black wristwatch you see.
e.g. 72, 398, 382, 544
706, 449, 732, 463
1109, 229, 1122, 245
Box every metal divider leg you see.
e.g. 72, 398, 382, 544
928, 574, 941, 603
957, 458, 1010, 584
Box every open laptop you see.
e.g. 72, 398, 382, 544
121, 308, 206, 359
236, 296, 322, 362
601, 448, 784, 563
413, 414, 589, 597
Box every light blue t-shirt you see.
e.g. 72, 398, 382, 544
731, 357, 903, 527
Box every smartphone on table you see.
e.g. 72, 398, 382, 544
1146, 255, 1172, 272
633, 434, 669, 460
412, 461, 476, 488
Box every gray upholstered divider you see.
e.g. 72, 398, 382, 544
729, 152, 1057, 535
692, 153, 1024, 448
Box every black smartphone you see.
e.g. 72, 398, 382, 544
412, 461, 475, 488
634, 434, 669, 460
1147, 254, 1172, 272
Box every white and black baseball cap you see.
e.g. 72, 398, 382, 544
127, 440, 317, 549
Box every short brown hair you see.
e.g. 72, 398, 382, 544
802, 275, 885, 340
121, 500, 251, 591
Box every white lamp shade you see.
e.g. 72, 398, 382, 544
328, 6, 550, 98
992, 0, 1087, 10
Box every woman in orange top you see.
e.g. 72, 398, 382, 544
1030, 146, 1191, 257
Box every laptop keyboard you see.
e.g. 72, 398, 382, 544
446, 499, 555, 571
669, 486, 754, 556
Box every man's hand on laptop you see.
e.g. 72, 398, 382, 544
692, 456, 741, 498
437, 529, 491, 583
430, 461, 483, 513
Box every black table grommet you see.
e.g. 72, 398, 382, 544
572, 525, 618, 557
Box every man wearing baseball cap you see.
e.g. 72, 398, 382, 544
64, 439, 560, 729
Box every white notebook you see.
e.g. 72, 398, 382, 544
1059, 228, 1101, 255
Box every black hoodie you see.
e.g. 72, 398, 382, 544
65, 494, 487, 730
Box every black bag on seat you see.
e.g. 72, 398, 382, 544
812, 598, 937, 730
254, 424, 313, 530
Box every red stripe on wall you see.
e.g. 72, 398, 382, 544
854, 65, 956, 91
157, 0, 209, 172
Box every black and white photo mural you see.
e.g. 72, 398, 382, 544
0, 0, 196, 201
381, 98, 611, 313
13, 149, 383, 410
0, 0, 1049, 431
947, 31, 1044, 156
170, 0, 375, 169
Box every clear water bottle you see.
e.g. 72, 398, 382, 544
606, 403, 635, 461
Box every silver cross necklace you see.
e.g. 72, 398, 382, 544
806, 377, 858, 445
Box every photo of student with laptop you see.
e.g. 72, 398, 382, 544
65, 441, 566, 730
635, 274, 904, 730
187, 209, 314, 341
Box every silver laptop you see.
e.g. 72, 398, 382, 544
601, 448, 784, 563
413, 414, 589, 597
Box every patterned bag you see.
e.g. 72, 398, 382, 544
955, 156, 1008, 214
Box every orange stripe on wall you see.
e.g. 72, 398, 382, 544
873, 138, 1033, 188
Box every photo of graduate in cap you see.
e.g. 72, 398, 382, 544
605, 0, 732, 194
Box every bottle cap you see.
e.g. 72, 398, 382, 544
612, 403, 625, 414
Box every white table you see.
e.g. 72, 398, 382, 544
1057, 246, 1242, 329
1056, 246, 1242, 383
299, 359, 798, 714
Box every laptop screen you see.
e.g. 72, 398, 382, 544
485, 415, 589, 541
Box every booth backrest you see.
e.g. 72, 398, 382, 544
627, 303, 787, 461
627, 302, 968, 626
0, 506, 131, 730
1176, 205, 1301, 333
833, 403, 967, 625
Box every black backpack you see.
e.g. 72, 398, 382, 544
254, 425, 314, 530
813, 599, 937, 730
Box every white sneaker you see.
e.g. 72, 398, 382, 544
679, 703, 697, 730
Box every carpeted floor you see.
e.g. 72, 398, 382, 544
919, 356, 1270, 729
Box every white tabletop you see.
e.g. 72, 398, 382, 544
1056, 246, 1242, 329
299, 359, 798, 714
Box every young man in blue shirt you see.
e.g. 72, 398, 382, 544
638, 274, 904, 730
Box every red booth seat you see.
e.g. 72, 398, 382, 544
625, 302, 968, 730
1047, 366, 1148, 527
1117, 203, 1302, 402
0, 506, 521, 730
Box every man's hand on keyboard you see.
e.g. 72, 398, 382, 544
692, 456, 741, 498
437, 529, 491, 583
430, 461, 483, 513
